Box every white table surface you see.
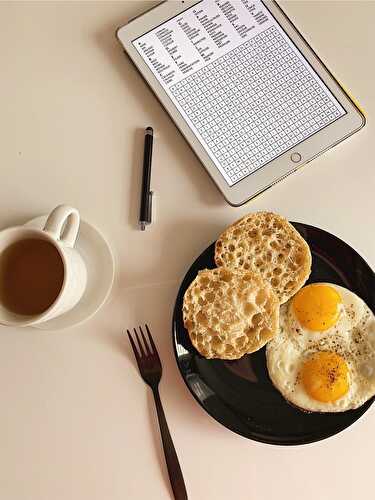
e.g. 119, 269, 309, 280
0, 1, 374, 499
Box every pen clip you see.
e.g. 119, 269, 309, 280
148, 191, 153, 223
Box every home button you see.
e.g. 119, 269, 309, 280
291, 152, 302, 163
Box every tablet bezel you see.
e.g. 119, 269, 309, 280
117, 0, 365, 206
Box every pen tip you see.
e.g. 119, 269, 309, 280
146, 126, 153, 135
140, 222, 146, 231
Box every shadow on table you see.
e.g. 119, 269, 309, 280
0, 212, 44, 230
114, 217, 224, 291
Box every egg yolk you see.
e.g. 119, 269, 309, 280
292, 284, 342, 331
301, 351, 349, 403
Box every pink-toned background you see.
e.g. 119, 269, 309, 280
0, 2, 374, 499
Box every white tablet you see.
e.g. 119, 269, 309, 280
117, 0, 365, 206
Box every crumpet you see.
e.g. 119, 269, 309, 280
183, 267, 279, 360
215, 212, 311, 304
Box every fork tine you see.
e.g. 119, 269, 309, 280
133, 328, 145, 357
127, 329, 141, 363
145, 324, 160, 361
139, 325, 151, 355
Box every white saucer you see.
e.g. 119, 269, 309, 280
25, 215, 115, 330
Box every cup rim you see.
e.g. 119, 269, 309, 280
0, 226, 68, 326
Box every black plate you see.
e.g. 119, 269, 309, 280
173, 223, 375, 445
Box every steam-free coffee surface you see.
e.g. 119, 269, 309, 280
0, 239, 64, 315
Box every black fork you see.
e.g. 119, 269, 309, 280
127, 325, 188, 500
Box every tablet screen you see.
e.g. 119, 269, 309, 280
132, 0, 346, 186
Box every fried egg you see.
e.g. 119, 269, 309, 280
266, 283, 375, 412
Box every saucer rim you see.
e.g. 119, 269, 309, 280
25, 215, 115, 331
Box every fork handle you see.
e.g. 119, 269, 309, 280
152, 388, 188, 500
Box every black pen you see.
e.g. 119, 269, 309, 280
139, 127, 154, 231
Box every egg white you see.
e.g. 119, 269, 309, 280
266, 284, 375, 412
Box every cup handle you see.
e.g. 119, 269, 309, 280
43, 205, 80, 248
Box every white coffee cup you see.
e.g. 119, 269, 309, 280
0, 205, 87, 327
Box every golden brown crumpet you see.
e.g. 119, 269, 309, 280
183, 267, 279, 360
215, 212, 312, 304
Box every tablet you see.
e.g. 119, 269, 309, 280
117, 0, 365, 206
